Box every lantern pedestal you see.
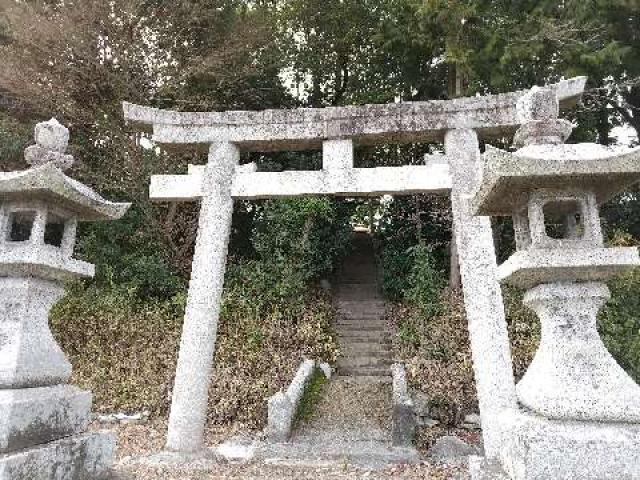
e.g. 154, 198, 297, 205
0, 432, 115, 480
517, 282, 640, 423
496, 409, 640, 480
0, 277, 70, 389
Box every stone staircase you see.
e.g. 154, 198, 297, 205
253, 234, 421, 467
334, 232, 392, 378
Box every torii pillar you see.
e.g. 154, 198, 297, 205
445, 129, 517, 458
166, 142, 238, 452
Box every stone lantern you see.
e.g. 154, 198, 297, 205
471, 90, 640, 479
0, 119, 129, 479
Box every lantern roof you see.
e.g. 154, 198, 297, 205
472, 144, 640, 216
0, 164, 130, 221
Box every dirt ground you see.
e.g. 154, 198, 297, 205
99, 420, 470, 480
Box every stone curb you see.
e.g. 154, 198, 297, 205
391, 363, 416, 447
265, 359, 330, 443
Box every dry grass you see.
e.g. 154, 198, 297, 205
387, 289, 539, 450
52, 285, 340, 430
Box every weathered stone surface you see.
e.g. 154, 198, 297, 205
472, 144, 640, 216
318, 363, 332, 380
122, 77, 586, 151
471, 107, 640, 479
0, 431, 115, 480
469, 456, 509, 480
446, 129, 517, 459
34, 119, 69, 153
517, 282, 640, 422
391, 364, 415, 447
215, 434, 257, 463
515, 87, 559, 122
0, 119, 122, 478
259, 376, 420, 469
266, 359, 316, 443
499, 409, 640, 480
23, 119, 74, 171
165, 142, 239, 453
0, 242, 95, 282
126, 447, 220, 471
125, 79, 599, 463
0, 385, 91, 454
266, 392, 295, 444
0, 277, 71, 388
150, 164, 452, 201
0, 165, 130, 222
497, 246, 640, 289
430, 436, 480, 466
322, 139, 353, 170
512, 119, 573, 147
23, 146, 74, 171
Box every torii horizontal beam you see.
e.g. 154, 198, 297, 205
151, 163, 451, 201
123, 77, 586, 152
148, 138, 451, 201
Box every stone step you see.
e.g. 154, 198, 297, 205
256, 439, 419, 469
340, 337, 391, 346
335, 319, 387, 327
336, 327, 387, 334
338, 309, 385, 315
340, 341, 391, 351
339, 336, 391, 345
333, 374, 392, 383
340, 344, 391, 354
337, 308, 386, 315
335, 287, 379, 295
336, 326, 387, 335
335, 284, 381, 293
338, 360, 392, 373
337, 332, 387, 339
338, 366, 391, 377
335, 299, 386, 307
337, 312, 386, 319
335, 309, 385, 316
340, 354, 391, 363
335, 295, 383, 302
337, 318, 386, 324
337, 312, 386, 320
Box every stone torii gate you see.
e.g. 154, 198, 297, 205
122, 77, 587, 459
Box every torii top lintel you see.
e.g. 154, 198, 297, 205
123, 77, 586, 153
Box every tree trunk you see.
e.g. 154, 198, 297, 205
449, 222, 461, 290
448, 63, 465, 290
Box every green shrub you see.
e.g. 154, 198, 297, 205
77, 206, 184, 299
405, 245, 444, 319
599, 268, 640, 383
389, 292, 476, 426
380, 243, 413, 300
381, 243, 443, 318
252, 198, 354, 282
